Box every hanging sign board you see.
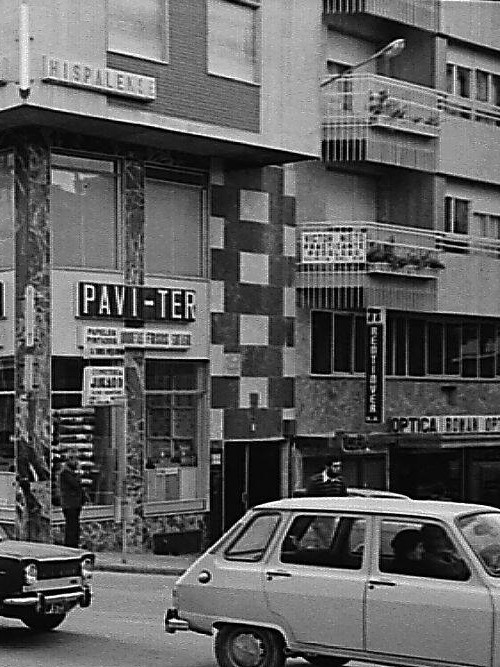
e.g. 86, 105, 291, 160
365, 307, 385, 424
82, 366, 125, 407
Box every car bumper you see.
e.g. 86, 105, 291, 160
2, 586, 92, 611
165, 607, 189, 633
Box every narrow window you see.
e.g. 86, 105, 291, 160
333, 314, 352, 373
461, 323, 478, 378
480, 323, 496, 378
476, 70, 489, 103
394, 317, 407, 376
456, 66, 471, 98
445, 324, 460, 375
427, 322, 444, 375
311, 311, 332, 375
408, 320, 425, 376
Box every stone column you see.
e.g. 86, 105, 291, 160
14, 133, 52, 542
123, 158, 145, 551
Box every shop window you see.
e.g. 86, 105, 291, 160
108, 0, 168, 61
427, 322, 444, 375
445, 323, 461, 376
51, 155, 121, 270
145, 172, 205, 277
480, 324, 496, 378
461, 324, 479, 378
207, 0, 260, 84
145, 361, 205, 503
408, 319, 425, 377
0, 154, 13, 268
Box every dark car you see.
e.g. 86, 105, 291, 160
0, 526, 93, 631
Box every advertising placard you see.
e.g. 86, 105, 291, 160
301, 229, 366, 264
82, 367, 125, 407
365, 307, 385, 424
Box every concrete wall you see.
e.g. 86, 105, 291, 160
440, 119, 500, 186
441, 1, 500, 52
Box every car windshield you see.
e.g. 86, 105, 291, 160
457, 512, 500, 575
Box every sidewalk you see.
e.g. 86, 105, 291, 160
94, 550, 198, 576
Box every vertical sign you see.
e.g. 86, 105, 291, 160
365, 307, 385, 424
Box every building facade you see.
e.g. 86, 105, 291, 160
0, 0, 319, 551
292, 1, 500, 507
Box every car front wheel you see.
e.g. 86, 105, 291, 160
214, 624, 285, 667
21, 611, 66, 631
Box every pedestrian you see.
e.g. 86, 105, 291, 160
306, 457, 348, 496
59, 452, 86, 548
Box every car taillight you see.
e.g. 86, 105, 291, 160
24, 563, 38, 586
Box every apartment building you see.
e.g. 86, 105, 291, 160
0, 0, 319, 550
291, 1, 500, 507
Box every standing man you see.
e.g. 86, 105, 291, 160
307, 457, 348, 497
59, 452, 85, 548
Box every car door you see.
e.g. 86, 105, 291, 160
365, 517, 493, 667
263, 512, 369, 650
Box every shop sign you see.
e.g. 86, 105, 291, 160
42, 56, 156, 101
390, 415, 500, 435
82, 326, 192, 358
301, 229, 366, 264
82, 366, 125, 407
365, 307, 385, 424
77, 283, 196, 323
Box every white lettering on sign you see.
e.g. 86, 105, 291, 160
82, 326, 192, 357
390, 415, 500, 435
42, 56, 156, 101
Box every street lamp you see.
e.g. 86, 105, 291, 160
320, 38, 406, 88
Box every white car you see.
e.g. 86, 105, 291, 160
165, 496, 500, 667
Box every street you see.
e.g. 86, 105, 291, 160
0, 572, 318, 667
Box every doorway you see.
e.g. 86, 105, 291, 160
223, 441, 282, 531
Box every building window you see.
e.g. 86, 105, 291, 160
145, 360, 206, 503
207, 0, 260, 84
310, 311, 365, 375
456, 66, 471, 98
445, 197, 470, 235
0, 358, 14, 471
476, 70, 490, 103
145, 170, 205, 277
51, 155, 121, 270
108, 0, 168, 61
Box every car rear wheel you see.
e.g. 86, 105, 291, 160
214, 624, 285, 667
21, 611, 66, 631
305, 657, 348, 667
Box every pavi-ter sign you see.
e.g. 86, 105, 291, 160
77, 283, 196, 323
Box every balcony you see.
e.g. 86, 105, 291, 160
323, 0, 438, 33
322, 75, 440, 172
297, 222, 444, 311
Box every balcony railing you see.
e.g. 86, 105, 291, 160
324, 0, 437, 31
322, 75, 440, 171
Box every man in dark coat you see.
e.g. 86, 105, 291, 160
306, 457, 348, 496
59, 453, 85, 548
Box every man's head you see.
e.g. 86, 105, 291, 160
421, 524, 451, 553
325, 457, 342, 477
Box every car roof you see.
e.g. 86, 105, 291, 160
254, 496, 499, 519
347, 488, 410, 499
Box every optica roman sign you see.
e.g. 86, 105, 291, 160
77, 283, 196, 323
42, 56, 156, 101
390, 415, 500, 435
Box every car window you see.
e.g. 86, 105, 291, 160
379, 519, 470, 581
280, 514, 366, 570
458, 512, 500, 576
224, 513, 280, 562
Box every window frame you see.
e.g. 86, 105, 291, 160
206, 0, 261, 85
107, 0, 169, 64
50, 152, 123, 271
224, 511, 281, 562
310, 311, 366, 377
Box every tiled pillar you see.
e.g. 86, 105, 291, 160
14, 133, 52, 542
123, 158, 145, 551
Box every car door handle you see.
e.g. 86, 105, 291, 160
266, 570, 292, 581
368, 580, 397, 589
